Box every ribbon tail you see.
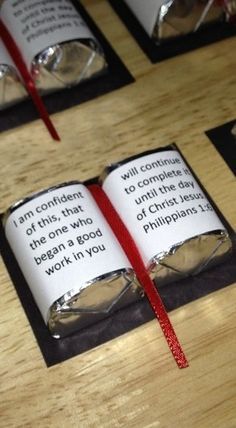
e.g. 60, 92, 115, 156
0, 20, 60, 141
27, 81, 60, 141
88, 184, 189, 369
139, 269, 189, 369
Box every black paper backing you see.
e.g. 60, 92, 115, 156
0, 145, 235, 367
109, 0, 236, 63
0, 0, 134, 133
206, 120, 236, 176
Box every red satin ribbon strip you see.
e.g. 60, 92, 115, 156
0, 20, 60, 141
88, 184, 189, 369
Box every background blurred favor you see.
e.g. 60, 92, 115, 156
0, 0, 107, 109
124, 0, 230, 41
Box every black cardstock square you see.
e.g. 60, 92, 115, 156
0, 146, 236, 367
109, 0, 236, 63
0, 0, 134, 133
206, 120, 236, 176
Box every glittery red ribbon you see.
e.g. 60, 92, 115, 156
0, 20, 60, 141
88, 184, 189, 369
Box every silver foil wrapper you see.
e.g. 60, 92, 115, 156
0, 63, 27, 110
100, 147, 232, 286
154, 0, 224, 41
0, 39, 106, 110
48, 268, 141, 338
32, 39, 107, 95
3, 182, 142, 339
149, 230, 232, 285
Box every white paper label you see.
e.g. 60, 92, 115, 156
5, 183, 131, 323
124, 0, 165, 36
102, 150, 225, 266
1, 0, 94, 70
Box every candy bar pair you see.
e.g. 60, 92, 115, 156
3, 147, 232, 338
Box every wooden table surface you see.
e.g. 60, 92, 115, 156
0, 1, 236, 427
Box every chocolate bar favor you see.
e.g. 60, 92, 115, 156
0, 0, 107, 109
3, 148, 232, 339
100, 147, 232, 285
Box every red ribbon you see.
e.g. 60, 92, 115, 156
0, 20, 60, 141
88, 184, 189, 369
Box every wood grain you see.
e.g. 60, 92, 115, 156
0, 1, 236, 426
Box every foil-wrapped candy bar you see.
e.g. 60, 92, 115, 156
0, 0, 107, 109
3, 182, 141, 338
100, 147, 232, 286
124, 0, 224, 41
